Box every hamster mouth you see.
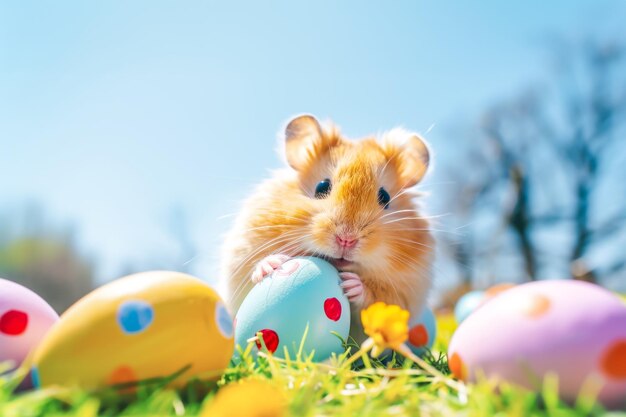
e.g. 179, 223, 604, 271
327, 257, 355, 271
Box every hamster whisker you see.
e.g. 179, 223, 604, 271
217, 212, 240, 220
364, 189, 416, 221
381, 216, 426, 225
416, 213, 452, 220
387, 237, 436, 251
379, 267, 402, 304
386, 226, 466, 237
258, 215, 310, 226
390, 236, 436, 247
182, 254, 200, 266
383, 212, 449, 221
386, 252, 431, 279
422, 227, 466, 236
236, 230, 303, 263
255, 212, 312, 224
378, 151, 397, 179
370, 189, 415, 219
232, 232, 310, 280
381, 213, 449, 226
231, 235, 312, 297
228, 230, 306, 282
391, 242, 446, 288
237, 224, 300, 234
381, 252, 433, 303
228, 233, 310, 302
270, 236, 310, 255
449, 221, 475, 231
379, 209, 419, 220
389, 188, 414, 203
361, 188, 423, 223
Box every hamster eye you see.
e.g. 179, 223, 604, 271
315, 179, 332, 198
378, 187, 391, 209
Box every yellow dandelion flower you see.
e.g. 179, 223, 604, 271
202, 378, 287, 417
344, 302, 465, 394
361, 302, 410, 356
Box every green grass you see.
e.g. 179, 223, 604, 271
0, 325, 620, 417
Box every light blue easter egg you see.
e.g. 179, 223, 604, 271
454, 290, 485, 323
406, 306, 437, 355
234, 257, 350, 361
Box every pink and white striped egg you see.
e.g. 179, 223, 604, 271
0, 278, 59, 372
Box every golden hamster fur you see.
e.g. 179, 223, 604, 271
221, 115, 433, 342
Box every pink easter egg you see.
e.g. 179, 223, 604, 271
0, 278, 59, 372
448, 280, 626, 408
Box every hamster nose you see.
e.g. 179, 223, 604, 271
336, 234, 358, 249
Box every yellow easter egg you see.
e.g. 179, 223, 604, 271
31, 271, 233, 389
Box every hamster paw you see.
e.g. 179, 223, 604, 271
339, 272, 365, 306
251, 254, 291, 284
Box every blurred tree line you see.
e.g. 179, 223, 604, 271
0, 204, 95, 313
439, 39, 626, 306
0, 202, 198, 315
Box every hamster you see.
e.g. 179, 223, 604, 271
221, 115, 433, 342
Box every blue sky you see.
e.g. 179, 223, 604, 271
1, 1, 625, 291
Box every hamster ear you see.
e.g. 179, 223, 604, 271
284, 115, 338, 171
382, 129, 430, 188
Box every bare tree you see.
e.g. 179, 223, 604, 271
439, 39, 626, 294
550, 41, 626, 282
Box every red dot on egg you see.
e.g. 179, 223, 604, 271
408, 324, 429, 347
107, 365, 138, 393
255, 329, 279, 353
107, 365, 137, 385
601, 339, 626, 380
324, 298, 342, 321
448, 352, 468, 381
0, 310, 28, 335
